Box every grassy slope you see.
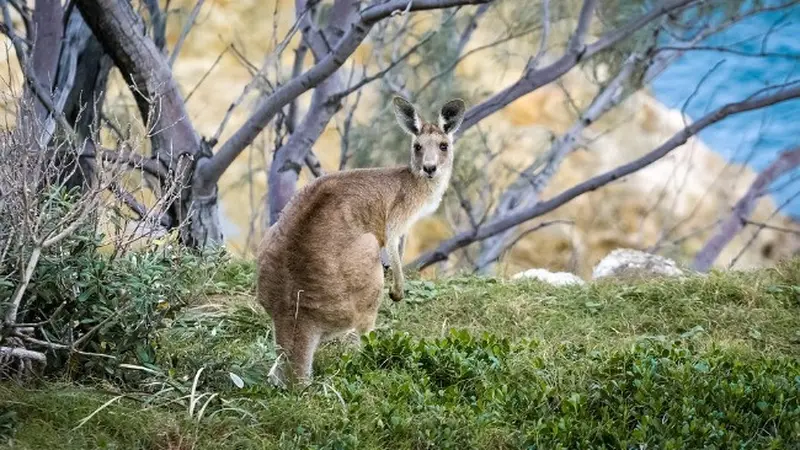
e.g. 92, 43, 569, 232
2, 260, 800, 449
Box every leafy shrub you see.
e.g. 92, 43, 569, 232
1, 219, 222, 379
315, 331, 800, 449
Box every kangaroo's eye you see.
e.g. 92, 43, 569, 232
439, 142, 448, 151
413, 143, 422, 153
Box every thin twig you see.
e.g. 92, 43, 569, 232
168, 0, 206, 68
502, 219, 574, 260
185, 44, 230, 103
304, 151, 324, 178
9, 301, 67, 328
13, 332, 117, 360
744, 219, 800, 236
729, 187, 800, 269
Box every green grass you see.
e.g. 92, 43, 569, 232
2, 259, 800, 449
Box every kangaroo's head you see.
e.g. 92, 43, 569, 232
392, 97, 466, 180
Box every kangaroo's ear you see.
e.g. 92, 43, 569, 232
439, 98, 466, 135
392, 97, 421, 136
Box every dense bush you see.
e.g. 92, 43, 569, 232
0, 218, 223, 379
302, 330, 799, 449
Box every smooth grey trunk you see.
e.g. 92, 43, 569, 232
19, 0, 63, 143
50, 9, 112, 190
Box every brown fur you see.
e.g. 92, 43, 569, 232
256, 97, 466, 385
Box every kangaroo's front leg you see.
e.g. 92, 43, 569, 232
387, 236, 405, 302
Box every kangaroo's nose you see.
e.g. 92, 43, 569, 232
422, 165, 437, 175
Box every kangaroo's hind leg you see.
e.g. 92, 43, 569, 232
270, 310, 322, 387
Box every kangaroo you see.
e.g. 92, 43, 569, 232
256, 96, 466, 385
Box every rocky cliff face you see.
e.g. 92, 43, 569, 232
2, 0, 796, 276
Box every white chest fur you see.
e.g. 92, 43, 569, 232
401, 177, 448, 234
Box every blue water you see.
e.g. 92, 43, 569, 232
650, 2, 800, 218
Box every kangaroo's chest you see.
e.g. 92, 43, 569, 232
400, 180, 448, 233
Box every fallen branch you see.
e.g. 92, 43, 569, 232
0, 346, 46, 363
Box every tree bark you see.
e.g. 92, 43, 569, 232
21, 0, 63, 138
75, 0, 223, 248
50, 9, 112, 191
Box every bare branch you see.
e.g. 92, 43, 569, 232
458, 0, 698, 134
456, 2, 489, 56
1, 0, 78, 144
567, 0, 596, 55
729, 187, 800, 270
416, 23, 542, 99
81, 148, 168, 180
41, 205, 93, 247
210, 4, 309, 143
13, 332, 117, 360
743, 219, 800, 236
499, 219, 574, 261
142, 0, 167, 52
0, 346, 46, 363
330, 26, 442, 101
286, 43, 309, 133
204, 0, 494, 185
657, 45, 800, 60
411, 81, 800, 270
10, 301, 67, 328
475, 52, 640, 272
108, 181, 171, 228
692, 146, 800, 272
527, 0, 550, 70
338, 89, 362, 170
76, 0, 201, 171
185, 44, 230, 103
4, 246, 41, 326
168, 0, 205, 68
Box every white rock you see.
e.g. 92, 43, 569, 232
511, 268, 586, 286
592, 248, 683, 280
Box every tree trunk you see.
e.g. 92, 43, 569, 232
52, 8, 112, 191
268, 77, 342, 224
75, 0, 223, 248
19, 0, 63, 142
265, 0, 354, 225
